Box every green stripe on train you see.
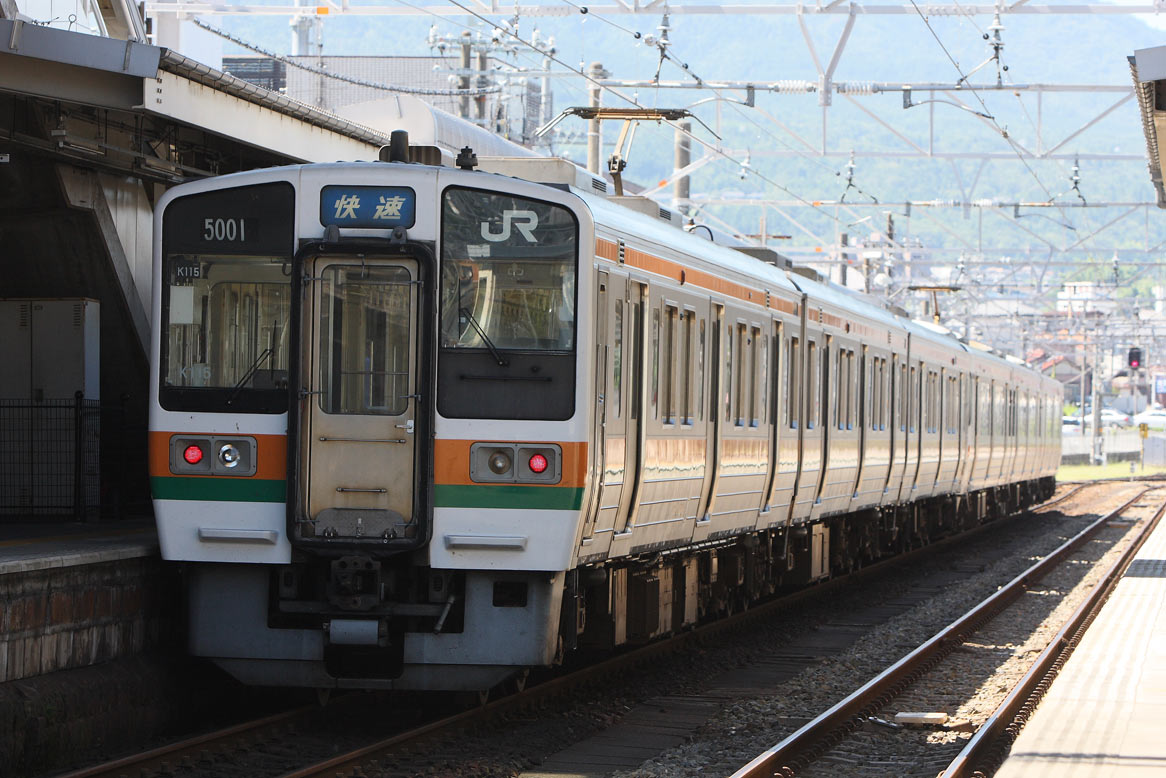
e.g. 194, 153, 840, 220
434, 484, 584, 510
151, 476, 286, 503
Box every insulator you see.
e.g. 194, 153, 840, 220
836, 81, 875, 95
771, 80, 815, 94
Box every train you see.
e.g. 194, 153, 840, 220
149, 132, 1061, 692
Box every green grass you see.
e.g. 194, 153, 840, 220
1057, 461, 1166, 481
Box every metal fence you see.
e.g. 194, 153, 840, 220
1061, 428, 1143, 460
0, 394, 144, 520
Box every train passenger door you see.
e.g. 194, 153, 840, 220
852, 346, 868, 499
884, 353, 905, 498
696, 303, 724, 523
580, 271, 610, 542
299, 256, 419, 542
613, 280, 647, 534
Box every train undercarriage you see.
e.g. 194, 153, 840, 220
564, 477, 1056, 654
195, 477, 1054, 691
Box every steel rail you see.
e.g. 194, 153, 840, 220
941, 493, 1166, 778
729, 485, 1149, 778
53, 703, 322, 778
281, 486, 1083, 778
55, 485, 1079, 778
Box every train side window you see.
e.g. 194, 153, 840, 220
909, 365, 918, 434
858, 350, 867, 432
630, 298, 642, 422
613, 300, 623, 419
899, 363, 908, 433
733, 323, 747, 427
937, 373, 943, 434
770, 325, 781, 428
661, 305, 676, 425
789, 337, 800, 429
755, 326, 764, 429
929, 371, 937, 434
697, 317, 706, 423
946, 376, 955, 434
807, 340, 817, 431
724, 321, 734, 423
835, 349, 844, 430
884, 358, 889, 430
651, 307, 661, 420
681, 311, 694, 426
957, 375, 964, 435
820, 339, 830, 430
848, 351, 856, 430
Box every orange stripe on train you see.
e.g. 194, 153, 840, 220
596, 238, 799, 316
148, 431, 288, 480
434, 440, 588, 488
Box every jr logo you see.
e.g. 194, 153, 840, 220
481, 210, 538, 243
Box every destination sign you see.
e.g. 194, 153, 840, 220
320, 186, 416, 229
164, 182, 294, 255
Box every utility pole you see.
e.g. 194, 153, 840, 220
673, 121, 691, 215
1093, 339, 1103, 465
476, 48, 489, 124
587, 62, 607, 174
459, 32, 472, 119
840, 233, 851, 289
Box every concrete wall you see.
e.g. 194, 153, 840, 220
0, 550, 178, 683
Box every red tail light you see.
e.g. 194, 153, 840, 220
528, 453, 549, 474
183, 445, 204, 465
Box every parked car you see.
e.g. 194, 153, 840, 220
1098, 408, 1132, 427
1132, 408, 1166, 431
1062, 416, 1083, 435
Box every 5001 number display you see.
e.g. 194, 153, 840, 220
203, 217, 249, 242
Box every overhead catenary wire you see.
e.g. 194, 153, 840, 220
441, 0, 850, 227
905, 1, 1062, 206
546, 1, 908, 246
191, 16, 502, 97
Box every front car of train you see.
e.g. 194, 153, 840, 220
149, 155, 593, 690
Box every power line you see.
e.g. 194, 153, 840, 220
191, 16, 502, 97
441, 0, 849, 225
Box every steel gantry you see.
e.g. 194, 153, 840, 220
128, 0, 1166, 355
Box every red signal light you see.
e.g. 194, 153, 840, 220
528, 453, 549, 474
183, 445, 204, 465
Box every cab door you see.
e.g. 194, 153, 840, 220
300, 256, 419, 543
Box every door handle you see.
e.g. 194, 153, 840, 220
396, 420, 415, 434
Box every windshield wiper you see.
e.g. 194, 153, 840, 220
459, 307, 508, 367
225, 347, 273, 405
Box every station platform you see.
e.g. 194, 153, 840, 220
0, 518, 173, 685
0, 518, 157, 573
995, 514, 1166, 777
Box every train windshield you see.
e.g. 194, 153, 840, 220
159, 182, 295, 413
440, 187, 578, 352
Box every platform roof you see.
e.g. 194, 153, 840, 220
0, 17, 393, 181
1131, 46, 1166, 209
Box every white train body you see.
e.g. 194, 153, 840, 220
149, 150, 1060, 691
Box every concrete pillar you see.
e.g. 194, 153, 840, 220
56, 166, 150, 352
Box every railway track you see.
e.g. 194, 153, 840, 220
48, 482, 1105, 778
729, 485, 1164, 778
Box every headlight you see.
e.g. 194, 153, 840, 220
219, 443, 241, 468
488, 450, 512, 474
